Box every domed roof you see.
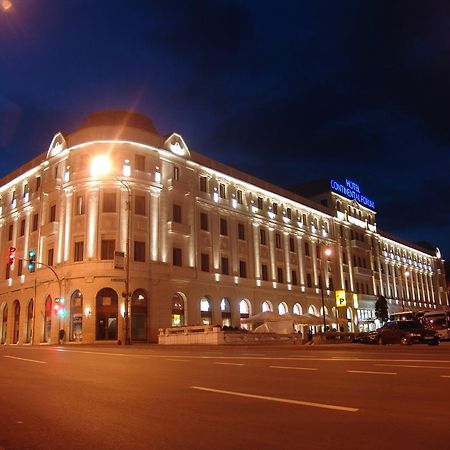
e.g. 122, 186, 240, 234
78, 110, 158, 134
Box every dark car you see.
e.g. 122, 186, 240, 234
369, 320, 439, 345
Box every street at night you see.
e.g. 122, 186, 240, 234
1, 343, 450, 450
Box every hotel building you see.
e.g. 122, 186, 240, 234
0, 111, 447, 344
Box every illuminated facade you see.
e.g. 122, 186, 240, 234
0, 111, 447, 344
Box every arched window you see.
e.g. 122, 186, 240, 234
220, 298, 231, 327
70, 290, 83, 341
43, 296, 52, 343
308, 305, 317, 315
200, 296, 212, 325
261, 301, 273, 312
171, 293, 186, 327
25, 299, 33, 343
1, 304, 8, 344
13, 300, 20, 344
131, 289, 147, 341
278, 302, 288, 315
95, 288, 118, 341
320, 306, 328, 316
293, 303, 302, 315
239, 299, 251, 330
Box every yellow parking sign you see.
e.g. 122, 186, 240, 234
335, 290, 346, 307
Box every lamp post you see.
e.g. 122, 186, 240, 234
319, 244, 333, 330
91, 156, 132, 345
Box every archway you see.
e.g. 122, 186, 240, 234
1, 304, 7, 344
13, 300, 20, 344
95, 288, 118, 340
346, 307, 354, 332
131, 289, 147, 341
239, 299, 251, 330
43, 296, 52, 343
278, 302, 288, 315
25, 299, 33, 343
220, 298, 231, 327
261, 300, 273, 312
70, 290, 83, 341
171, 293, 186, 326
293, 303, 303, 315
200, 296, 212, 325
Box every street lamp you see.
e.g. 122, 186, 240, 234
319, 244, 333, 330
91, 156, 132, 345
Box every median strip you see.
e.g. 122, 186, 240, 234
191, 386, 359, 412
3, 356, 46, 364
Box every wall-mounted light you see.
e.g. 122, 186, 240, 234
84, 307, 92, 317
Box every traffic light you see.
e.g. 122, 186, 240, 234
7, 247, 16, 265
28, 249, 36, 272
54, 297, 65, 317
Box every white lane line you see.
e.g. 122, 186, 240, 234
191, 386, 359, 412
3, 356, 46, 364
270, 365, 318, 371
214, 362, 244, 366
166, 359, 190, 362
440, 375, 450, 378
347, 370, 396, 375
376, 364, 450, 370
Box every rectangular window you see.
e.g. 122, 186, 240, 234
289, 236, 295, 252
237, 223, 245, 240
257, 196, 263, 210
173, 247, 182, 266
329, 277, 334, 291
219, 183, 226, 199
49, 204, 56, 222
200, 212, 208, 231
134, 241, 145, 262
36, 176, 41, 191
306, 273, 312, 288
272, 202, 278, 215
173, 204, 182, 223
260, 229, 267, 245
261, 264, 268, 281
101, 239, 115, 260
201, 253, 209, 272
135, 154, 145, 171
286, 207, 292, 219
275, 233, 282, 249
8, 224, 13, 241
199, 176, 208, 192
74, 241, 84, 262
17, 259, 23, 277
239, 260, 247, 278
291, 270, 298, 285
236, 189, 243, 204
6, 264, 10, 280
32, 214, 39, 232
277, 267, 284, 283
173, 166, 180, 181
135, 195, 146, 215
304, 241, 310, 256
75, 195, 85, 215
220, 218, 228, 236
48, 248, 54, 267
20, 219, 25, 237
342, 251, 347, 265
221, 257, 229, 275
103, 193, 116, 213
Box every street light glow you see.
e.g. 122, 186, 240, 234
1, 0, 12, 12
324, 248, 332, 257
90, 155, 111, 177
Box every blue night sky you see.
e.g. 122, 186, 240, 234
1, 0, 449, 258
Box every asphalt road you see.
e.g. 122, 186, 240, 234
1, 343, 450, 450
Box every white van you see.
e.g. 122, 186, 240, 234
423, 310, 450, 340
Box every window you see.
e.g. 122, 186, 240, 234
199, 176, 208, 192
277, 267, 283, 283
135, 195, 146, 215
75, 195, 85, 215
35, 176, 41, 191
134, 241, 145, 262
257, 197, 263, 209
32, 214, 39, 232
291, 270, 298, 285
261, 264, 268, 281
260, 229, 267, 245
272, 202, 278, 215
221, 257, 229, 275
8, 224, 13, 241
236, 189, 243, 204
173, 166, 180, 181
275, 233, 282, 249
200, 212, 208, 231
220, 218, 228, 236
101, 240, 115, 260
135, 154, 145, 171
304, 241, 310, 256
6, 264, 10, 279
74, 241, 84, 262
219, 183, 226, 199
329, 277, 334, 291
201, 253, 209, 272
48, 248, 54, 267
286, 207, 292, 219
23, 184, 29, 198
103, 193, 116, 213
49, 204, 56, 222
289, 236, 295, 252
173, 204, 182, 223
20, 219, 25, 237
342, 251, 347, 265
238, 223, 245, 240
173, 247, 182, 266
17, 259, 23, 277
239, 260, 247, 278
306, 273, 312, 288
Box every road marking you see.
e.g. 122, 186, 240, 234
347, 370, 396, 375
376, 364, 450, 370
190, 386, 359, 412
270, 365, 318, 371
3, 356, 46, 364
214, 362, 244, 366
440, 375, 450, 378
166, 359, 190, 362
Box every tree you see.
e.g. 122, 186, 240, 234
375, 295, 389, 324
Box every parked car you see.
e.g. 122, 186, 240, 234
367, 320, 439, 345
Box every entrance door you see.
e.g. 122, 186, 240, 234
96, 288, 118, 340
131, 289, 147, 341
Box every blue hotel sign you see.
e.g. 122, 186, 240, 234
330, 179, 376, 210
